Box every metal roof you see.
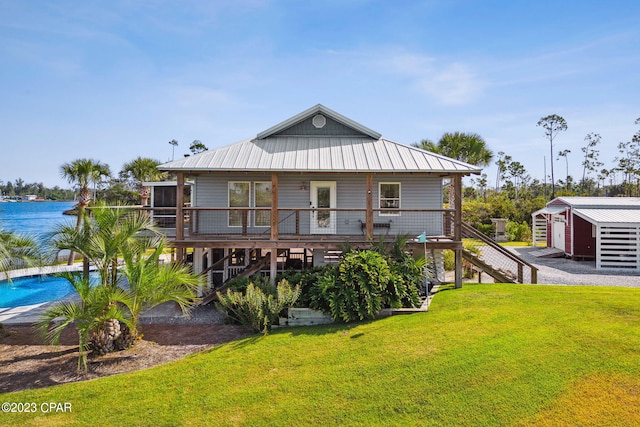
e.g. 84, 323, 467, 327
554, 197, 640, 208
573, 208, 640, 225
160, 136, 482, 174
159, 105, 482, 175
532, 206, 567, 216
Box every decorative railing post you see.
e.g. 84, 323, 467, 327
270, 174, 279, 284
453, 175, 463, 289
366, 173, 374, 238
271, 173, 279, 241
176, 172, 185, 261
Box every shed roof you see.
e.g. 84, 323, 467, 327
532, 206, 567, 216
552, 197, 640, 209
573, 209, 640, 226
159, 105, 482, 175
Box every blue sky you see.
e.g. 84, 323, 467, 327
1, 0, 639, 189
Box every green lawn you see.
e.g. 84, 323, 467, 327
498, 241, 534, 247
2, 284, 639, 426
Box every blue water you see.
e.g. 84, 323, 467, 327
0, 201, 79, 308
0, 275, 75, 308
0, 201, 76, 239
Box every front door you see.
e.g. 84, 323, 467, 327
310, 181, 336, 234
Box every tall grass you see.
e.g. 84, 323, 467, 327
2, 284, 639, 426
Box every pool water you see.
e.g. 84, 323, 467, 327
0, 275, 76, 308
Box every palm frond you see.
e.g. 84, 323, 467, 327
35, 300, 86, 345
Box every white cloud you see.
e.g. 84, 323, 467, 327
414, 62, 485, 106
374, 49, 486, 106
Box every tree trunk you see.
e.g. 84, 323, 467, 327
139, 185, 151, 206
67, 206, 83, 265
89, 318, 121, 355
89, 320, 136, 355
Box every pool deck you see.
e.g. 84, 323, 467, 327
1, 264, 85, 325
1, 259, 187, 325
0, 263, 85, 282
1, 299, 185, 325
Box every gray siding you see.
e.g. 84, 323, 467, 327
277, 116, 366, 137
373, 175, 444, 236
192, 173, 443, 236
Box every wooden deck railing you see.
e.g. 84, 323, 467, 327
145, 206, 456, 240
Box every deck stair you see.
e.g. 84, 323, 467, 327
461, 249, 516, 283
199, 249, 287, 305
461, 222, 538, 284
423, 248, 445, 285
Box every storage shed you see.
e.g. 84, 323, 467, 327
532, 197, 640, 270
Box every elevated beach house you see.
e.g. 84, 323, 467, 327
157, 104, 482, 293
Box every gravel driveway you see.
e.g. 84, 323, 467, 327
508, 247, 640, 287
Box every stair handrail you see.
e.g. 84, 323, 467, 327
461, 222, 538, 283
200, 248, 247, 276
461, 249, 515, 283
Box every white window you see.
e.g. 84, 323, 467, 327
254, 182, 272, 227
379, 182, 400, 216
228, 182, 250, 227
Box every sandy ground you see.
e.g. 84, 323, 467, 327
0, 316, 252, 394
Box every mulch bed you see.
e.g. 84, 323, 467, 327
0, 323, 252, 393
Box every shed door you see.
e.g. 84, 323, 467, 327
310, 181, 336, 234
552, 216, 565, 252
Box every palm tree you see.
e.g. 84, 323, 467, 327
415, 132, 493, 167
36, 272, 131, 372
120, 238, 202, 338
413, 138, 437, 153
60, 159, 111, 265
50, 204, 160, 285
0, 228, 40, 332
0, 229, 40, 276
413, 132, 493, 205
168, 139, 179, 161
121, 157, 166, 206
44, 204, 201, 364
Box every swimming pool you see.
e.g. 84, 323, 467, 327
0, 275, 76, 309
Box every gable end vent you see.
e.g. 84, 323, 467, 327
312, 114, 327, 129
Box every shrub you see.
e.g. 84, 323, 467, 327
506, 221, 532, 242
372, 236, 425, 308
476, 223, 494, 237
393, 260, 424, 308
278, 266, 333, 308
225, 274, 271, 293
279, 239, 426, 322
324, 250, 391, 322
310, 267, 339, 314
443, 249, 455, 271
215, 279, 300, 334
